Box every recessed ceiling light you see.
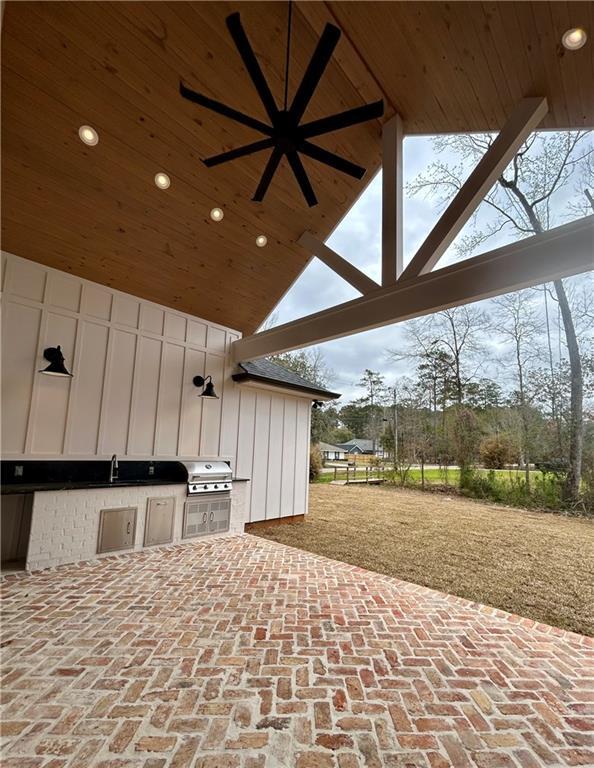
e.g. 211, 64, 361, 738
256, 235, 268, 248
154, 172, 171, 190
562, 27, 587, 50
78, 125, 98, 146
210, 207, 224, 222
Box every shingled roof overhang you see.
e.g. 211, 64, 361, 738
232, 360, 341, 400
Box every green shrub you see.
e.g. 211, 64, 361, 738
458, 469, 563, 510
580, 469, 594, 515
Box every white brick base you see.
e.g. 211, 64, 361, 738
26, 482, 248, 571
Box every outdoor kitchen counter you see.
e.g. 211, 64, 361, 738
3, 478, 250, 494
1, 480, 185, 495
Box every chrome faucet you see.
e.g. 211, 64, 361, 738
109, 454, 119, 483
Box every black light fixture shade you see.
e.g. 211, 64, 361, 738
193, 375, 219, 399
39, 346, 73, 377
179, 11, 384, 207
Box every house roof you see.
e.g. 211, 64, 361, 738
318, 442, 344, 452
1, 2, 591, 334
232, 359, 341, 400
337, 439, 375, 452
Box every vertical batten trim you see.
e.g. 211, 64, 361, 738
249, 393, 258, 523
23, 307, 46, 455
304, 402, 312, 515
152, 339, 166, 456
279, 398, 286, 516
96, 325, 116, 455
176, 345, 188, 457
197, 352, 206, 456
264, 393, 273, 520
61, 314, 82, 455
24, 308, 49, 455
125, 333, 143, 455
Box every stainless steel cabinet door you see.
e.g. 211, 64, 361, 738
97, 507, 137, 553
183, 499, 210, 538
208, 499, 230, 534
144, 497, 175, 546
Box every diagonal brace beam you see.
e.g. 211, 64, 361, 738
234, 215, 593, 361
400, 97, 548, 280
298, 231, 380, 295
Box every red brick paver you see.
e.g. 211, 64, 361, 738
1, 534, 593, 767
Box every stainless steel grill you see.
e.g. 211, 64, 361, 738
181, 460, 232, 495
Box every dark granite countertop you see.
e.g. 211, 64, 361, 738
1, 479, 186, 495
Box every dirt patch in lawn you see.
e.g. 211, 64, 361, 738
253, 484, 594, 637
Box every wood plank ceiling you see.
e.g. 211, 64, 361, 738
2, 2, 592, 334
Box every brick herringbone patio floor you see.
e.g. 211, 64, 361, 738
1, 535, 593, 768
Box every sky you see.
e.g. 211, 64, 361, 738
265, 134, 593, 402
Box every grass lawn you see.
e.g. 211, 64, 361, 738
253, 484, 594, 637
317, 467, 545, 485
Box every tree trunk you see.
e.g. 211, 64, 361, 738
515, 337, 531, 490
554, 278, 583, 502
543, 286, 563, 454
501, 179, 584, 505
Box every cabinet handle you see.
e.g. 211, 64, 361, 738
202, 512, 207, 524
209, 511, 214, 523
127, 521, 131, 535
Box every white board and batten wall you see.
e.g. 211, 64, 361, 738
1, 252, 312, 522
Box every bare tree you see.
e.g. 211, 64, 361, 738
493, 290, 540, 487
408, 130, 593, 502
388, 305, 489, 406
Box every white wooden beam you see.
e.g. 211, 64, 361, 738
382, 113, 404, 284
233, 215, 593, 361
400, 97, 549, 281
298, 231, 380, 295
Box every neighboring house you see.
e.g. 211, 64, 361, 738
318, 442, 346, 462
337, 439, 384, 458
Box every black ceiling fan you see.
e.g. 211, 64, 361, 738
180, 7, 384, 207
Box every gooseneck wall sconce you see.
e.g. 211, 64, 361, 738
193, 374, 219, 399
39, 346, 73, 377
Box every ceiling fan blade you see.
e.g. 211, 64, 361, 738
180, 82, 273, 136
253, 146, 284, 202
226, 13, 278, 123
287, 151, 318, 207
300, 99, 384, 140
299, 142, 366, 180
289, 23, 341, 124
203, 138, 276, 168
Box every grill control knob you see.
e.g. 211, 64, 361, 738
203, 484, 208, 490
192, 485, 197, 491
214, 484, 219, 489
224, 484, 229, 489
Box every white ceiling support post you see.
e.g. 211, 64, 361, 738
382, 113, 404, 284
233, 215, 593, 361
400, 96, 549, 281
298, 231, 380, 295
